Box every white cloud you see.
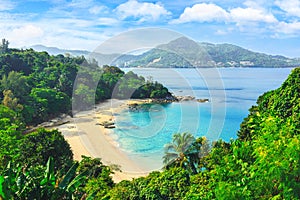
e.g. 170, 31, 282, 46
215, 29, 232, 35
275, 21, 300, 34
54, 18, 95, 28
69, 0, 94, 8
4, 24, 44, 47
171, 3, 229, 24
1, 19, 112, 51
115, 0, 171, 21
50, 0, 108, 17
243, 0, 271, 9
40, 28, 109, 50
0, 0, 15, 11
230, 7, 278, 24
97, 17, 119, 26
89, 5, 106, 15
172, 2, 278, 28
275, 0, 300, 18
11, 24, 44, 39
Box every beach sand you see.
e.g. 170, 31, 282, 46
53, 99, 150, 183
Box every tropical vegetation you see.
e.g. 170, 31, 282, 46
0, 39, 299, 199
0, 40, 172, 125
0, 41, 171, 199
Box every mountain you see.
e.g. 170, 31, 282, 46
157, 37, 213, 66
112, 48, 193, 68
29, 38, 300, 68
112, 37, 300, 68
111, 37, 214, 68
29, 45, 90, 56
198, 42, 298, 67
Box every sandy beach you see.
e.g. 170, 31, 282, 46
53, 99, 151, 182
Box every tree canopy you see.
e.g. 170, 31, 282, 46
0, 45, 172, 125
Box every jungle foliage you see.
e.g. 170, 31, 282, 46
0, 46, 172, 125
0, 43, 299, 199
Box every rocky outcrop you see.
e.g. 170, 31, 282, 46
176, 95, 195, 101
97, 121, 116, 129
196, 98, 209, 103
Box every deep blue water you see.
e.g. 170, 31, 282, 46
112, 68, 293, 170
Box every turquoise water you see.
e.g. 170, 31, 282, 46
112, 68, 293, 170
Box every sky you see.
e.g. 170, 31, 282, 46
1, 0, 300, 57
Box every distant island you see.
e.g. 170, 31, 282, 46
31, 37, 300, 68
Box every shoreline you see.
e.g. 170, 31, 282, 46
53, 96, 204, 182
53, 99, 152, 182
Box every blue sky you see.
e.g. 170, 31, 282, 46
1, 0, 300, 57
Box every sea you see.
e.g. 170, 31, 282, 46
111, 68, 293, 171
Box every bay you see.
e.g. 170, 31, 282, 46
112, 68, 293, 171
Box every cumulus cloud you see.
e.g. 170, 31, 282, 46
171, 3, 229, 24
172, 3, 277, 25
230, 7, 278, 24
115, 0, 171, 21
275, 21, 300, 34
275, 0, 300, 18
11, 24, 44, 39
4, 24, 44, 47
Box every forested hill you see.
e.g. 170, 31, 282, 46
113, 37, 300, 68
0, 44, 172, 125
31, 38, 300, 68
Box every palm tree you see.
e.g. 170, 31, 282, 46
163, 133, 211, 174
163, 132, 197, 173
188, 137, 210, 172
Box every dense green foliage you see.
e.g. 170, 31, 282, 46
0, 42, 299, 199
0, 109, 114, 199
163, 132, 210, 175
0, 44, 172, 199
0, 46, 172, 124
0, 156, 113, 199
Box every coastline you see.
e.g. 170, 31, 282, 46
53, 99, 151, 183
47, 96, 209, 183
